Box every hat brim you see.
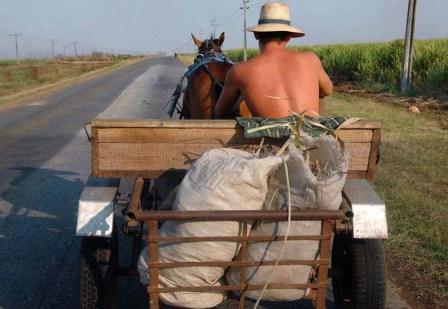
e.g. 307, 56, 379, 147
247, 24, 305, 38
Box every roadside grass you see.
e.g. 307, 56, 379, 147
176, 54, 195, 66
0, 55, 142, 99
325, 94, 448, 302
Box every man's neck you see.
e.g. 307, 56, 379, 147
260, 40, 287, 53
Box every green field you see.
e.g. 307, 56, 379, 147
324, 95, 447, 307
227, 39, 448, 95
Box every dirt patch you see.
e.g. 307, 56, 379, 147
386, 253, 445, 309
334, 82, 448, 112
334, 82, 448, 130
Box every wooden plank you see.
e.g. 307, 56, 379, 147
96, 127, 247, 144
337, 130, 372, 143
93, 169, 165, 179
92, 118, 381, 130
347, 171, 368, 179
345, 143, 371, 171
93, 142, 371, 177
96, 169, 370, 180
239, 222, 248, 309
92, 119, 239, 129
315, 220, 333, 309
91, 125, 100, 177
148, 221, 160, 309
96, 127, 373, 144
367, 128, 381, 180
97, 143, 370, 171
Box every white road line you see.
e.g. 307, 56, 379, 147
27, 100, 48, 106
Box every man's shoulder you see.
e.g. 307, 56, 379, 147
288, 50, 320, 61
231, 59, 256, 76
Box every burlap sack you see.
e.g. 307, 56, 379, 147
138, 148, 282, 308
226, 136, 349, 301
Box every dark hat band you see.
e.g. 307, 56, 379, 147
258, 19, 291, 26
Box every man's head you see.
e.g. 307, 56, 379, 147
248, 2, 304, 49
254, 31, 292, 44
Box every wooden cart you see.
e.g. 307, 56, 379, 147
77, 119, 388, 309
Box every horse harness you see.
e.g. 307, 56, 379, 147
166, 52, 233, 118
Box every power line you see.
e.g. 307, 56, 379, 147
9, 33, 22, 59
216, 8, 241, 24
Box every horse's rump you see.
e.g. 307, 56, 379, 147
182, 61, 251, 119
182, 61, 230, 119
177, 32, 251, 119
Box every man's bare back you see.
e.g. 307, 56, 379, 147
215, 47, 333, 118
215, 3, 333, 119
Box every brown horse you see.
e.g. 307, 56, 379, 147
181, 32, 250, 119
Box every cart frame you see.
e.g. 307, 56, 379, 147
77, 119, 387, 309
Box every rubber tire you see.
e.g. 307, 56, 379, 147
331, 235, 386, 309
79, 231, 118, 309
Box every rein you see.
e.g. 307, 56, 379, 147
200, 62, 224, 89
164, 50, 234, 118
165, 52, 233, 118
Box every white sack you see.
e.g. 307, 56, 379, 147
138, 148, 282, 308
227, 136, 349, 301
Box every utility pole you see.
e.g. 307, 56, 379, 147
401, 0, 417, 93
72, 42, 78, 57
49, 39, 56, 58
241, 0, 250, 61
9, 33, 22, 59
211, 19, 218, 38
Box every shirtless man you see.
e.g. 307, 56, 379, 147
215, 2, 333, 118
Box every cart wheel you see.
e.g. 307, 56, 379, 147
331, 235, 386, 309
79, 229, 118, 309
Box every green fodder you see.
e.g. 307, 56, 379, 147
227, 39, 448, 94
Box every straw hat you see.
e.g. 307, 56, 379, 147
247, 2, 305, 38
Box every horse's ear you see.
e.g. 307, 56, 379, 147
217, 32, 225, 47
191, 34, 202, 48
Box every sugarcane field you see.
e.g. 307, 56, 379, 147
0, 1, 447, 309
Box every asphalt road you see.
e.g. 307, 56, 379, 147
0, 56, 410, 309
0, 57, 184, 309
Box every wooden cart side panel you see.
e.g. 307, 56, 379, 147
95, 128, 374, 144
93, 141, 371, 178
91, 120, 381, 179
91, 125, 100, 177
366, 128, 381, 181
91, 119, 381, 129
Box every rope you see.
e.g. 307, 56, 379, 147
253, 156, 292, 308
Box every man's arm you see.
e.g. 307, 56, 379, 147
315, 56, 333, 97
214, 67, 241, 118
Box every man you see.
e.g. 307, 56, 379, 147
215, 2, 333, 118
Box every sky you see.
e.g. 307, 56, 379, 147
0, 0, 447, 58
